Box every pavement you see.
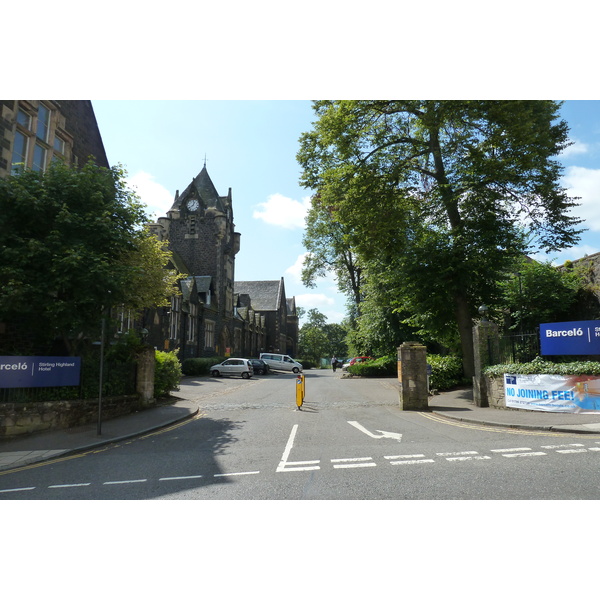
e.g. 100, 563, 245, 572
2, 383, 600, 473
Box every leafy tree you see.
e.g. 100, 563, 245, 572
0, 161, 182, 354
297, 308, 348, 362
498, 258, 596, 331
297, 101, 583, 377
302, 197, 364, 316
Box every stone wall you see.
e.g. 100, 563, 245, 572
0, 395, 144, 438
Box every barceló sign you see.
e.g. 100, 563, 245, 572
540, 321, 600, 356
0, 356, 81, 388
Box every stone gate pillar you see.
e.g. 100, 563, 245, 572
397, 341, 429, 411
472, 321, 499, 407
136, 346, 156, 406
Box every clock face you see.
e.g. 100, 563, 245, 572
187, 199, 199, 211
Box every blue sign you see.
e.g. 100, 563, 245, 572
540, 321, 600, 356
0, 356, 81, 388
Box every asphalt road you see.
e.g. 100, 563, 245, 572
2, 369, 600, 500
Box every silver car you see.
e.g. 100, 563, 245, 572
210, 358, 253, 379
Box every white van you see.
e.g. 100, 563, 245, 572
259, 353, 303, 373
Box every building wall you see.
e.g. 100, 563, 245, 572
0, 100, 108, 177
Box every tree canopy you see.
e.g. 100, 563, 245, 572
0, 161, 182, 354
297, 101, 583, 377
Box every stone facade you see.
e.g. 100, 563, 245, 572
146, 166, 298, 359
0, 100, 108, 177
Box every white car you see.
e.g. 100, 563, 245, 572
259, 353, 303, 373
210, 358, 253, 379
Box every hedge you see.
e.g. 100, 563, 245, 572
181, 357, 226, 376
484, 356, 600, 378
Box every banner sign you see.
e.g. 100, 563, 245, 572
504, 373, 600, 412
540, 320, 600, 355
0, 356, 81, 389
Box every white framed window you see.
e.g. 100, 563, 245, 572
32, 143, 46, 172
53, 135, 65, 154
36, 104, 50, 142
11, 131, 28, 173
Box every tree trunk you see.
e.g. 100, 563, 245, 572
454, 292, 475, 379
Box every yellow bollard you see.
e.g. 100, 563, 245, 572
295, 373, 305, 409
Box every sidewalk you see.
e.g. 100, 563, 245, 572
2, 385, 600, 473
0, 399, 199, 472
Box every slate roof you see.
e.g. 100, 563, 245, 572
234, 280, 284, 312
171, 165, 228, 213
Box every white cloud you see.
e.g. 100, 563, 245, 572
561, 139, 589, 158
285, 252, 310, 284
294, 292, 346, 324
253, 193, 312, 229
126, 171, 174, 221
562, 166, 600, 231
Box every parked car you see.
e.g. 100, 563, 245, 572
210, 358, 253, 379
342, 356, 372, 371
259, 353, 303, 373
248, 359, 271, 375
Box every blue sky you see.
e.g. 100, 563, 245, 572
92, 100, 600, 325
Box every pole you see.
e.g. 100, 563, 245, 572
97, 313, 106, 435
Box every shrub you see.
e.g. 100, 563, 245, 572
348, 355, 396, 377
154, 350, 182, 397
298, 357, 318, 370
484, 356, 600, 378
181, 357, 225, 376
427, 354, 464, 390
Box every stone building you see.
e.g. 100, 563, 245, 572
235, 279, 299, 356
147, 165, 298, 359
0, 100, 108, 176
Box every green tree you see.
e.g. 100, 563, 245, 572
0, 161, 182, 354
297, 101, 583, 377
297, 308, 348, 362
302, 197, 364, 316
498, 258, 595, 332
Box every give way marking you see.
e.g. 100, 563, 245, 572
347, 421, 403, 442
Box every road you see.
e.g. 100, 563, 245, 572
2, 369, 600, 499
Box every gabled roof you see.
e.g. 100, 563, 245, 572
234, 279, 285, 312
171, 165, 227, 213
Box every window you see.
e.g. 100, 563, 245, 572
11, 131, 28, 173
36, 104, 50, 142
169, 296, 181, 340
32, 144, 46, 172
53, 136, 65, 154
205, 320, 215, 349
187, 303, 197, 342
17, 109, 31, 129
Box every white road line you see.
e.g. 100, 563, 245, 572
503, 452, 547, 457
331, 458, 377, 469
159, 475, 203, 481
541, 444, 585, 449
445, 456, 491, 462
277, 424, 321, 472
556, 449, 588, 454
389, 459, 435, 465
0, 487, 35, 493
214, 471, 260, 477
588, 448, 600, 452
103, 479, 148, 485
436, 451, 479, 457
48, 483, 91, 488
385, 454, 427, 460
491, 448, 532, 453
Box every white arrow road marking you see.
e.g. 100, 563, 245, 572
347, 421, 402, 442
